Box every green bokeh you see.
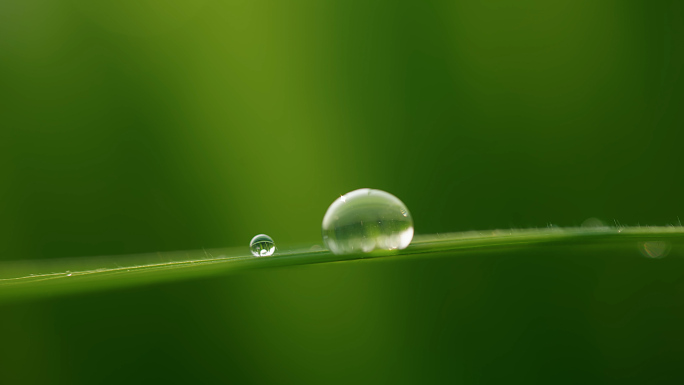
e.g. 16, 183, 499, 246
2, 0, 683, 260
1, 1, 683, 383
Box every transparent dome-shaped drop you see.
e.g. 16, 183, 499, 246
322, 188, 414, 255
250, 234, 276, 257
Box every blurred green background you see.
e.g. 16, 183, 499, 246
1, 0, 684, 383
2, 0, 683, 260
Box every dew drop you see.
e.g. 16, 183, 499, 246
581, 217, 606, 229
322, 188, 414, 255
250, 234, 276, 257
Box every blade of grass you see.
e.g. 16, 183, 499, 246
1, 226, 682, 303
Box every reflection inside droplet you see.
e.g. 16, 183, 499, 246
639, 241, 671, 258
250, 234, 276, 257
321, 188, 414, 255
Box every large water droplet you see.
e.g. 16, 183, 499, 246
322, 188, 414, 255
250, 234, 276, 257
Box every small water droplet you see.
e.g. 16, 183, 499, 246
322, 188, 414, 255
66, 271, 72, 277
581, 217, 606, 228
639, 241, 671, 258
250, 234, 276, 257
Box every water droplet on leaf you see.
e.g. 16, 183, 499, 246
322, 188, 414, 255
250, 234, 276, 257
581, 217, 606, 228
